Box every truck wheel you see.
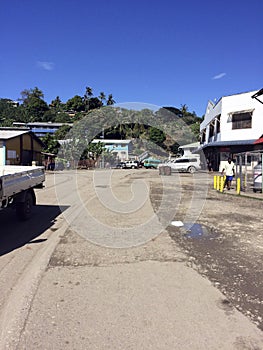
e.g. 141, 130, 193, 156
16, 190, 34, 220
188, 166, 196, 174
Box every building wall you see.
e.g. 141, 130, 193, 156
2, 134, 43, 166
200, 99, 222, 131
21, 134, 42, 165
0, 141, 5, 166
6, 137, 20, 165
220, 91, 262, 141
92, 140, 132, 162
105, 144, 129, 161
201, 91, 263, 145
199, 90, 263, 171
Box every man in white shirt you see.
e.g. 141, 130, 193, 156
222, 157, 235, 190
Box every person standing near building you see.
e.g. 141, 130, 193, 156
222, 157, 235, 190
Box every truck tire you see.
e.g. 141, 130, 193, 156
16, 190, 35, 220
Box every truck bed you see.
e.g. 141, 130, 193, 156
0, 166, 45, 201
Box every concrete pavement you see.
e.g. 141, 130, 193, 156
18, 229, 263, 350
1, 170, 263, 349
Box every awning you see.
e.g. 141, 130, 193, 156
195, 139, 256, 152
254, 137, 263, 145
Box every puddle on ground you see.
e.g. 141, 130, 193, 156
177, 223, 219, 239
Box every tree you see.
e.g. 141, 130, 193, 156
24, 98, 49, 121
99, 92, 106, 103
106, 94, 115, 106
42, 110, 56, 122
0, 99, 18, 124
65, 95, 85, 112
50, 96, 64, 112
20, 87, 44, 102
85, 87, 93, 98
19, 87, 49, 121
42, 133, 60, 154
54, 124, 72, 139
85, 141, 105, 160
180, 104, 189, 118
169, 142, 180, 155
88, 97, 103, 110
54, 112, 72, 123
190, 122, 201, 141
83, 86, 93, 111
148, 127, 166, 146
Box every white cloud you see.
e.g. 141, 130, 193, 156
212, 72, 226, 80
37, 61, 55, 71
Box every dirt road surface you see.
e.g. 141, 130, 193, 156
0, 169, 262, 350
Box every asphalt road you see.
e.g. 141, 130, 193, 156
0, 169, 262, 349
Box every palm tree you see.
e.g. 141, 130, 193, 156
99, 92, 106, 104
106, 94, 116, 106
50, 96, 62, 111
180, 104, 189, 118
85, 86, 93, 97
84, 86, 93, 111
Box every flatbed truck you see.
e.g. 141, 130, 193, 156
0, 166, 45, 220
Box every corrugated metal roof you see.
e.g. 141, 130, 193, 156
27, 122, 73, 127
0, 130, 29, 140
179, 142, 200, 149
92, 139, 132, 144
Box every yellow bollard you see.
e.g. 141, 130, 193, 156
216, 175, 220, 191
236, 177, 241, 195
220, 176, 224, 192
213, 175, 217, 189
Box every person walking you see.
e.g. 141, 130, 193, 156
222, 157, 235, 190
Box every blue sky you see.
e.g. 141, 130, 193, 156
1, 0, 262, 116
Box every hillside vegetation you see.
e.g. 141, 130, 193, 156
0, 87, 202, 157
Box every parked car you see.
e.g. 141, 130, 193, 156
55, 161, 65, 171
115, 162, 126, 169
162, 157, 201, 173
253, 162, 262, 193
123, 160, 139, 169
143, 158, 161, 169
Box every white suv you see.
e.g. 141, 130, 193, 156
167, 157, 201, 173
123, 161, 138, 169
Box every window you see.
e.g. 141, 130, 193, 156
175, 159, 189, 163
232, 112, 252, 129
201, 129, 206, 143
209, 121, 215, 138
216, 115, 221, 133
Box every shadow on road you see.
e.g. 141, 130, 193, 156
0, 205, 69, 256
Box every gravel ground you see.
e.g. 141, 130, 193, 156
150, 172, 263, 331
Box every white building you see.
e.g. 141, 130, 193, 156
178, 142, 200, 157
198, 90, 263, 170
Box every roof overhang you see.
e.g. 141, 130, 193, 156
195, 139, 257, 152
254, 137, 263, 145
251, 88, 263, 104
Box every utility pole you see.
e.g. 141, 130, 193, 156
101, 127, 105, 168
